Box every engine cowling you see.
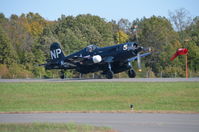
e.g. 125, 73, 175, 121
92, 55, 102, 63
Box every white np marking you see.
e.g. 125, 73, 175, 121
51, 49, 62, 59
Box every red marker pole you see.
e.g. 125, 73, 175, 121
186, 54, 188, 79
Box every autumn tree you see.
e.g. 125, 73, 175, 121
0, 11, 198, 78
0, 25, 17, 65
135, 16, 179, 75
116, 30, 129, 44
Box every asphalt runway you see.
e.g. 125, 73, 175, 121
0, 113, 199, 132
0, 78, 199, 82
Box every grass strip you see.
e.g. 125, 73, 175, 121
0, 122, 116, 132
0, 82, 199, 112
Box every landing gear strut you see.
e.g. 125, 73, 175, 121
128, 69, 136, 78
105, 63, 114, 79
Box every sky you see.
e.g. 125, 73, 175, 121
1, 0, 199, 21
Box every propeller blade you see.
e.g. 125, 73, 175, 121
137, 53, 142, 72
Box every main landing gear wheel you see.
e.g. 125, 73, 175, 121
105, 70, 113, 79
128, 69, 136, 78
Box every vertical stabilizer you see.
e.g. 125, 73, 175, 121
50, 42, 65, 60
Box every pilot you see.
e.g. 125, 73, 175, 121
88, 46, 92, 52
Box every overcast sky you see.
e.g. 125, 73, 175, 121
1, 0, 198, 21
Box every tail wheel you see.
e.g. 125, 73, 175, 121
128, 69, 136, 78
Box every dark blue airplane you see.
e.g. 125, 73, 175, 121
40, 42, 151, 79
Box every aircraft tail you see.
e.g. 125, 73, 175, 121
50, 42, 65, 60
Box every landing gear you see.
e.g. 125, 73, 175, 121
60, 70, 65, 79
128, 69, 136, 78
105, 63, 114, 79
105, 70, 114, 79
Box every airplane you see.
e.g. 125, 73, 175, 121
39, 42, 151, 79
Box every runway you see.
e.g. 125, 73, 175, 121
0, 113, 199, 132
0, 78, 199, 82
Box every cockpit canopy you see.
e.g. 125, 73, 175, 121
127, 42, 138, 48
86, 45, 99, 52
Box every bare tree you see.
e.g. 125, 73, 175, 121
169, 8, 192, 42
169, 8, 192, 32
118, 18, 132, 33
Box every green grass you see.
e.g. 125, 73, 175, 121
0, 82, 199, 112
0, 123, 115, 132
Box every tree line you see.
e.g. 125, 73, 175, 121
0, 8, 198, 78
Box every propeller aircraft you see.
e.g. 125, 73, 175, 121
39, 42, 151, 79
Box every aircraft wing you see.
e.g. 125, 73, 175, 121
67, 56, 86, 63
66, 55, 93, 65
128, 52, 151, 62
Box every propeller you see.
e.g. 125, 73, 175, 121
137, 53, 142, 72
137, 47, 152, 72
